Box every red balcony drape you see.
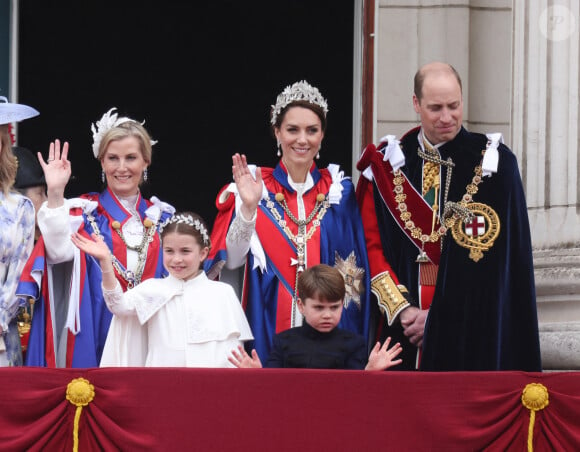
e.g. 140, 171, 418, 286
0, 368, 579, 451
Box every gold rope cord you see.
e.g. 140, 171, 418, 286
66, 378, 95, 452
521, 383, 549, 452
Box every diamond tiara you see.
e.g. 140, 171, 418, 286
91, 107, 157, 158
270, 80, 329, 126
159, 214, 210, 247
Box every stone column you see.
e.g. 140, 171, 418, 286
374, 1, 512, 142
512, 0, 580, 369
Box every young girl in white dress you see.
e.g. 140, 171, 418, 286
71, 211, 253, 367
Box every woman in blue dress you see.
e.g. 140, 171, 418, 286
0, 97, 38, 366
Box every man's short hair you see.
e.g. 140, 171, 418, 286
413, 63, 463, 102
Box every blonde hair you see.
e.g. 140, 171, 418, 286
96, 121, 153, 164
0, 125, 18, 195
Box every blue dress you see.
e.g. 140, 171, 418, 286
0, 191, 35, 366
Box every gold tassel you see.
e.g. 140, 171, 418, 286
521, 383, 549, 452
66, 378, 95, 452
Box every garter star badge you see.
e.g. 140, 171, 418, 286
335, 251, 364, 309
451, 202, 500, 262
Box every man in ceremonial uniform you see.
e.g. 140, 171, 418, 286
356, 62, 541, 371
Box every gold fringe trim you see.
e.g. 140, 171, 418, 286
521, 383, 549, 452
66, 378, 95, 452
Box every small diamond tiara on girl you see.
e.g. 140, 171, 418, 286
159, 212, 211, 247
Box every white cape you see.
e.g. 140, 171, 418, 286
100, 272, 253, 367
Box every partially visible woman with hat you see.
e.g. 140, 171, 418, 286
19, 108, 175, 368
0, 96, 39, 366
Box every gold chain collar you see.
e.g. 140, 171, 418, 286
393, 149, 486, 256
266, 192, 329, 250
110, 218, 155, 252
86, 214, 158, 288
265, 191, 330, 326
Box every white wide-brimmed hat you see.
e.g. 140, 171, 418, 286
0, 96, 39, 125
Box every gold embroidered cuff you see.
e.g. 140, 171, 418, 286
371, 272, 410, 326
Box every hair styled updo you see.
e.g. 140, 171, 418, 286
271, 100, 327, 133
96, 121, 153, 165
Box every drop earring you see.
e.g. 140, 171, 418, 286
276, 140, 281, 157
316, 146, 321, 160
143, 168, 148, 182
101, 170, 105, 183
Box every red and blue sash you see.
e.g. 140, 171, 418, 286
358, 143, 441, 266
19, 189, 169, 367
254, 163, 328, 333
208, 162, 372, 362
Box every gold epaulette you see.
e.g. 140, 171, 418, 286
371, 272, 410, 325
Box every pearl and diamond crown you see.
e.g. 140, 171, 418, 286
270, 80, 329, 126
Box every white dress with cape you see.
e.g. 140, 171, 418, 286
100, 272, 253, 367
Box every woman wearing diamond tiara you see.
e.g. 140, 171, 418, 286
0, 98, 38, 366
19, 108, 175, 367
207, 81, 372, 363
71, 211, 253, 367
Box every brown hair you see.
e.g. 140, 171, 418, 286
271, 100, 327, 133
414, 63, 462, 102
160, 211, 211, 250
297, 264, 345, 303
0, 125, 18, 195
